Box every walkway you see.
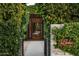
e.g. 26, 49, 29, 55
24, 41, 44, 56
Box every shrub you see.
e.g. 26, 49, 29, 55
52, 22, 79, 55
0, 4, 26, 56
28, 3, 79, 24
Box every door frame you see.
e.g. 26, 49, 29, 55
28, 14, 44, 41
22, 14, 50, 56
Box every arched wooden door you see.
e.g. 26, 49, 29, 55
28, 14, 43, 40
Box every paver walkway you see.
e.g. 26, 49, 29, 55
24, 41, 44, 56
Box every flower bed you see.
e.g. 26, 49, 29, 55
52, 22, 79, 55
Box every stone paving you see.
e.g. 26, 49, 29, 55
24, 41, 44, 56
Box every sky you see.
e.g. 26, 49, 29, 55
26, 3, 36, 6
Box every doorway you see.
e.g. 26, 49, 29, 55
28, 14, 43, 40
24, 14, 44, 56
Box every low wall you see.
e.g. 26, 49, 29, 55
50, 24, 64, 55
50, 24, 64, 42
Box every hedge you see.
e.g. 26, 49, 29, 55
52, 22, 79, 55
28, 3, 79, 24
0, 4, 26, 56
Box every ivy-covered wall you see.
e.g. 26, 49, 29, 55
21, 6, 29, 41
28, 3, 79, 24
0, 3, 26, 56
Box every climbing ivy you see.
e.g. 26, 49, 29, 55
0, 3, 26, 56
28, 3, 79, 24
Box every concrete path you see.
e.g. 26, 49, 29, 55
24, 41, 44, 56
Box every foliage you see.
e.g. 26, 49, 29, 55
28, 3, 79, 24
0, 3, 26, 55
52, 22, 79, 55
21, 6, 29, 40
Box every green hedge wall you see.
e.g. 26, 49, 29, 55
52, 22, 79, 55
28, 3, 79, 24
21, 6, 29, 40
0, 4, 26, 56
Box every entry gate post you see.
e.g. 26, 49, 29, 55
44, 22, 50, 56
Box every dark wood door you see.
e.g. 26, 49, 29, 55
28, 14, 43, 40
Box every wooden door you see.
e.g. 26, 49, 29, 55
28, 14, 43, 40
